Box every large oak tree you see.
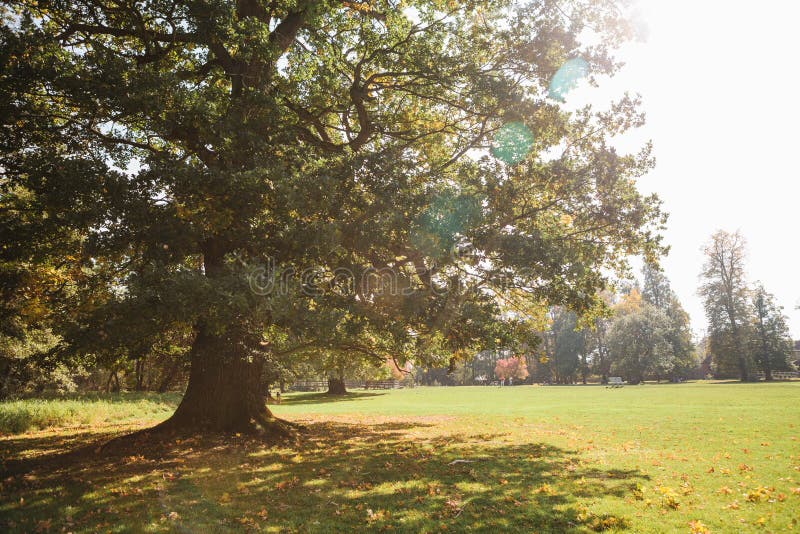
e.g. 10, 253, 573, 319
1, 0, 664, 434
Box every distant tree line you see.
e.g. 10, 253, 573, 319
416, 264, 698, 386
417, 231, 798, 386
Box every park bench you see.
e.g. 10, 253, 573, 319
607, 377, 625, 388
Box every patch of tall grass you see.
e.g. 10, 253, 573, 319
0, 392, 181, 434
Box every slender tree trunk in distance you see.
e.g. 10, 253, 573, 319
157, 359, 182, 393
756, 302, 772, 381
725, 306, 748, 382
581, 355, 587, 384
135, 357, 146, 391
0, 363, 12, 400
735, 336, 748, 381
106, 369, 120, 393
762, 354, 773, 381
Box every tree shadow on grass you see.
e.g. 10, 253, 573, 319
279, 390, 387, 405
1, 419, 648, 533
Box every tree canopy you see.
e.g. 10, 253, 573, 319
1, 0, 664, 432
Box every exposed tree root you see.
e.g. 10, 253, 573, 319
93, 412, 303, 455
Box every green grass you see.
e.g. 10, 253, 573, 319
2, 383, 800, 532
0, 392, 181, 434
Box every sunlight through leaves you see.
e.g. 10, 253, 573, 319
547, 57, 589, 102
490, 122, 535, 164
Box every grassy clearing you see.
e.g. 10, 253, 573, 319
0, 392, 180, 434
2, 383, 800, 532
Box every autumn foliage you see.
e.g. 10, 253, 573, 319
385, 358, 413, 380
494, 357, 529, 382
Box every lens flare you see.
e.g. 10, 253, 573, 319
491, 121, 534, 165
547, 57, 589, 102
411, 191, 482, 256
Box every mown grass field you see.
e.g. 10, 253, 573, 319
2, 383, 800, 533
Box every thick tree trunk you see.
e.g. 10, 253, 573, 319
149, 240, 297, 438
327, 377, 347, 395
157, 327, 293, 437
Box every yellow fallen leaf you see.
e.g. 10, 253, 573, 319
688, 519, 711, 533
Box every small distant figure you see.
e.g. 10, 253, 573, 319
275, 391, 281, 404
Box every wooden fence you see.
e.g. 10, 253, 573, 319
364, 380, 403, 390
289, 379, 406, 391
755, 371, 798, 380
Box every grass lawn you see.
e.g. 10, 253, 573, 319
2, 383, 800, 532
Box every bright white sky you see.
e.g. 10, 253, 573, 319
572, 0, 800, 338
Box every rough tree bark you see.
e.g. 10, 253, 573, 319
153, 239, 293, 435
155, 327, 294, 437
327, 376, 347, 395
